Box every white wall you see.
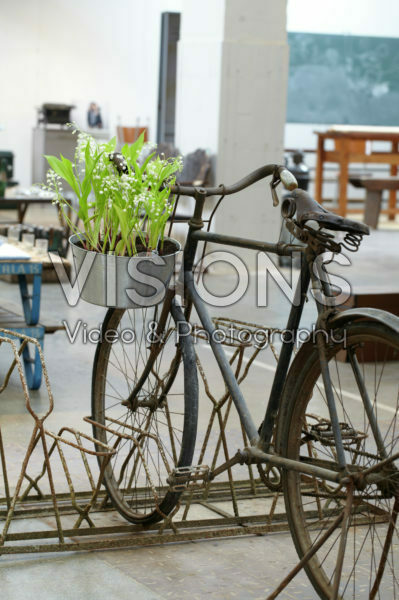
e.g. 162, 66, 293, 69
0, 0, 181, 187
285, 0, 399, 153
287, 0, 399, 37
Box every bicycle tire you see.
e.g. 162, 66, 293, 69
91, 299, 198, 525
279, 321, 399, 598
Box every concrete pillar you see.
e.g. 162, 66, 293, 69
175, 0, 289, 268
175, 0, 225, 155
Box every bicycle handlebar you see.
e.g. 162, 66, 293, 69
168, 164, 298, 198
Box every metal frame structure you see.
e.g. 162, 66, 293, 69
0, 323, 292, 558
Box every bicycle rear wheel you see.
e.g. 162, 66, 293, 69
91, 299, 198, 525
279, 321, 399, 598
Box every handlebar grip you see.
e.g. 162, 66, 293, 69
279, 168, 298, 191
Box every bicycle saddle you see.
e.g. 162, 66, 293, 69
285, 189, 370, 236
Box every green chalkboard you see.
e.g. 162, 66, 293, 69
287, 32, 399, 125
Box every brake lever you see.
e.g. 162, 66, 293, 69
270, 174, 280, 207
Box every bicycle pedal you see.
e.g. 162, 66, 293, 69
167, 465, 209, 492
306, 415, 366, 446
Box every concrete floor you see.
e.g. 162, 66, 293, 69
0, 205, 398, 599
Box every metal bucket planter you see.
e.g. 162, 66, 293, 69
69, 234, 181, 308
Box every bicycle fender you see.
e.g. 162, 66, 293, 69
328, 307, 399, 335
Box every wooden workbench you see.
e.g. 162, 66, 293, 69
0, 251, 66, 389
314, 126, 399, 218
0, 195, 55, 223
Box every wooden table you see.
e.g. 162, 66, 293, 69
314, 126, 399, 218
349, 176, 399, 228
0, 195, 55, 223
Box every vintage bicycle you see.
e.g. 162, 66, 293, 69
91, 164, 399, 599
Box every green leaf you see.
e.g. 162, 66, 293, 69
84, 141, 93, 171
114, 205, 132, 255
81, 151, 104, 209
121, 143, 129, 158
44, 155, 69, 181
132, 160, 141, 182
60, 155, 80, 196
140, 151, 156, 176
128, 132, 145, 163
115, 239, 126, 256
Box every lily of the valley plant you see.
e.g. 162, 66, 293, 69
44, 129, 183, 256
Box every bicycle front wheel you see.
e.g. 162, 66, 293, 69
91, 299, 198, 525
280, 321, 399, 599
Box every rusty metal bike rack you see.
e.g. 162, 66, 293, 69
0, 312, 395, 598
2, 326, 382, 599
0, 323, 293, 559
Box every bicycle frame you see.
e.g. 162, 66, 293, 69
125, 171, 386, 487
184, 230, 309, 448
172, 189, 349, 485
